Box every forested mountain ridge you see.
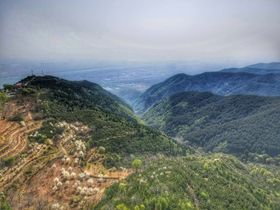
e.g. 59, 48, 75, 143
143, 91, 280, 162
20, 75, 133, 117
135, 71, 280, 113
1, 75, 280, 209
222, 62, 280, 74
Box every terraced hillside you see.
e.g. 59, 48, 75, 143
0, 102, 42, 160
0, 76, 182, 209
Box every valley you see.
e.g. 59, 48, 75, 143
0, 104, 130, 209
0, 73, 280, 210
1, 0, 279, 208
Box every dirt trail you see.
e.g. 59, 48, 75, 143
0, 125, 26, 153
1, 102, 16, 119
1, 101, 133, 209
0, 147, 58, 189
0, 124, 42, 159
0, 123, 19, 136
0, 120, 42, 159
0, 121, 16, 133
58, 130, 74, 156
0, 150, 42, 187
0, 97, 43, 159
187, 184, 200, 210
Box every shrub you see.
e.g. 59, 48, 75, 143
20, 87, 36, 95
98, 146, 106, 154
132, 159, 142, 172
116, 203, 129, 210
8, 113, 24, 122
3, 84, 14, 91
2, 157, 16, 167
0, 192, 12, 210
0, 92, 7, 103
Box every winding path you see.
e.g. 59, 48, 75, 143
0, 120, 41, 159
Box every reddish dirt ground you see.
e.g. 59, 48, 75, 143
0, 101, 132, 209
0, 99, 42, 160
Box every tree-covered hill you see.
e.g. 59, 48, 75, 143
95, 154, 280, 210
20, 76, 183, 159
143, 91, 280, 161
134, 72, 280, 112
21, 75, 133, 117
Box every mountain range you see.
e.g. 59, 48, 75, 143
143, 91, 280, 161
1, 67, 280, 209
134, 70, 280, 112
222, 62, 280, 74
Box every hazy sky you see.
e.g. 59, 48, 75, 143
0, 0, 280, 64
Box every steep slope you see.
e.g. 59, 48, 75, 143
0, 76, 183, 210
143, 91, 280, 160
96, 154, 280, 210
21, 75, 182, 156
135, 72, 280, 112
21, 75, 133, 118
2, 76, 280, 210
222, 62, 280, 74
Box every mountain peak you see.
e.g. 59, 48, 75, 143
222, 62, 280, 74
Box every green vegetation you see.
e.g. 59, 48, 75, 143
21, 75, 134, 118
144, 91, 280, 161
95, 154, 280, 210
135, 72, 280, 112
0, 192, 12, 210
20, 87, 36, 95
21, 76, 184, 163
9, 76, 280, 209
132, 159, 142, 171
8, 113, 24, 122
3, 84, 14, 91
0, 157, 16, 167
0, 91, 7, 111
29, 120, 64, 144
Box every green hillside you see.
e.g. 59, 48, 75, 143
21, 76, 183, 161
134, 72, 280, 112
2, 76, 280, 209
95, 154, 280, 210
143, 91, 280, 162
